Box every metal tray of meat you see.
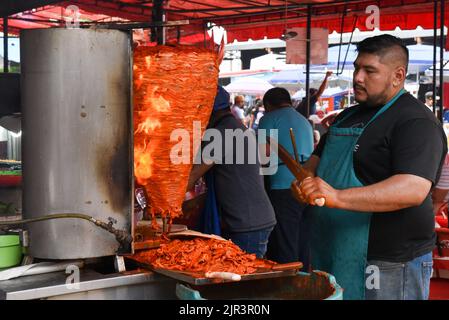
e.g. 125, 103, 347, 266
125, 230, 302, 285
139, 262, 303, 285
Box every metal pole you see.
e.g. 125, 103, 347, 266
433, 0, 438, 115
341, 16, 358, 75
337, 4, 346, 75
439, 0, 445, 123
152, 0, 165, 45
305, 4, 312, 119
3, 16, 8, 73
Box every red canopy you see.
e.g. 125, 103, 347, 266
0, 0, 448, 43
225, 2, 449, 42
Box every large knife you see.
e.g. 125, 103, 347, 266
266, 136, 325, 206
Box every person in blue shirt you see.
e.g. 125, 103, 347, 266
258, 87, 314, 268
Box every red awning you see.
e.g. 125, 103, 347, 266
0, 0, 448, 43
225, 10, 449, 42
223, 1, 449, 42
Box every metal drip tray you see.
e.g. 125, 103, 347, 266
152, 266, 301, 285
129, 259, 302, 286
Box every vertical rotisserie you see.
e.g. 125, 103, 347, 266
133, 45, 219, 222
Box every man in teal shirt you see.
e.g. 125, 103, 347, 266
258, 87, 314, 267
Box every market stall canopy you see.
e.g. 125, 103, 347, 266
325, 43, 449, 72
292, 89, 306, 100
269, 69, 324, 84
222, 1, 449, 43
408, 45, 449, 65
0, 0, 447, 44
321, 86, 349, 98
425, 62, 449, 78
326, 44, 358, 69
292, 86, 349, 100
224, 77, 273, 95
407, 44, 449, 72
249, 52, 286, 71
332, 74, 352, 82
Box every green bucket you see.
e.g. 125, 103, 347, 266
0, 235, 22, 268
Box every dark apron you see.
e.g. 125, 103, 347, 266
310, 89, 405, 300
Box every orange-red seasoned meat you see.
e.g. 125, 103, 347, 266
133, 45, 219, 219
131, 238, 276, 275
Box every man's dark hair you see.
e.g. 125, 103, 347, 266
356, 35, 409, 71
263, 87, 291, 108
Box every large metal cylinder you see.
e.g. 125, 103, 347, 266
21, 29, 133, 259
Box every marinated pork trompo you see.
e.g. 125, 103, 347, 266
133, 45, 219, 220
131, 238, 276, 275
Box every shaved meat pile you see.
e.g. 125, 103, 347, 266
133, 45, 219, 220
131, 238, 276, 275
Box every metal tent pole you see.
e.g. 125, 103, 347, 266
305, 4, 312, 119
439, 0, 445, 123
3, 16, 8, 73
152, 0, 165, 45
433, 0, 438, 115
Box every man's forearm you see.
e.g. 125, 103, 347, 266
316, 75, 330, 97
333, 175, 432, 212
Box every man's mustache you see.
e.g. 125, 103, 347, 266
353, 84, 366, 91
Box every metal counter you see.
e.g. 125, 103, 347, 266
0, 269, 178, 300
